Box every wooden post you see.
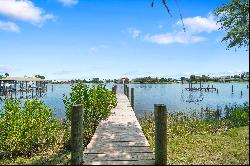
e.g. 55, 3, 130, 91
154, 104, 167, 165
241, 91, 243, 97
217, 89, 218, 94
127, 86, 129, 98
52, 84, 54, 92
71, 105, 83, 165
131, 88, 134, 110
124, 84, 127, 96
14, 81, 17, 91
247, 85, 249, 89
3, 82, 5, 92
112, 85, 117, 94
232, 85, 234, 94
123, 82, 126, 94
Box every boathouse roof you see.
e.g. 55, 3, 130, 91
0, 76, 45, 82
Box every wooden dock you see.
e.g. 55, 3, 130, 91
82, 93, 155, 165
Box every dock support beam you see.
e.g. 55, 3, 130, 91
131, 88, 134, 110
126, 86, 129, 98
112, 85, 117, 94
154, 104, 167, 165
71, 104, 83, 165
123, 82, 126, 95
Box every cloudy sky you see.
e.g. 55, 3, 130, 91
0, 0, 249, 80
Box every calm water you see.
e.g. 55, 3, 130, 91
0, 83, 249, 119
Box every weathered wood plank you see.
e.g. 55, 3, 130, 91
83, 152, 154, 160
84, 146, 153, 153
83, 160, 155, 165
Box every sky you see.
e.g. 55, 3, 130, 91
0, 0, 249, 80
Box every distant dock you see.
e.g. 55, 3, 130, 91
0, 76, 47, 100
185, 80, 217, 92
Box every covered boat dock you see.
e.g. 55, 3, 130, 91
0, 76, 48, 100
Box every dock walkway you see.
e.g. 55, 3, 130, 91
82, 93, 155, 165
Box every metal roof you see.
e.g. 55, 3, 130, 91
0, 77, 45, 82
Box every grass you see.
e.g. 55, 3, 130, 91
167, 126, 249, 165
0, 149, 71, 165
139, 105, 249, 165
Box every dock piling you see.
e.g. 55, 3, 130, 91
131, 88, 134, 110
154, 104, 167, 165
71, 104, 83, 165
123, 82, 126, 95
126, 86, 129, 98
112, 85, 117, 94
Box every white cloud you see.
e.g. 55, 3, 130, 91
0, 0, 54, 25
142, 13, 221, 45
158, 25, 163, 29
177, 13, 220, 33
128, 28, 141, 39
121, 71, 153, 79
87, 44, 109, 54
0, 65, 12, 74
58, 0, 78, 7
53, 70, 76, 75
88, 47, 97, 54
0, 20, 20, 32
144, 31, 206, 45
99, 44, 109, 49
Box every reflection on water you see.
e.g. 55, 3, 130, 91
0, 83, 249, 119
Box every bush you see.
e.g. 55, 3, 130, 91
224, 103, 249, 128
63, 82, 117, 147
0, 99, 62, 158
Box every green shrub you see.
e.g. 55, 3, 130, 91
0, 99, 62, 158
63, 82, 117, 147
224, 103, 249, 128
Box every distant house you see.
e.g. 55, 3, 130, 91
176, 80, 182, 83
116, 77, 129, 84
242, 72, 249, 81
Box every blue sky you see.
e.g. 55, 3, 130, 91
0, 0, 249, 80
